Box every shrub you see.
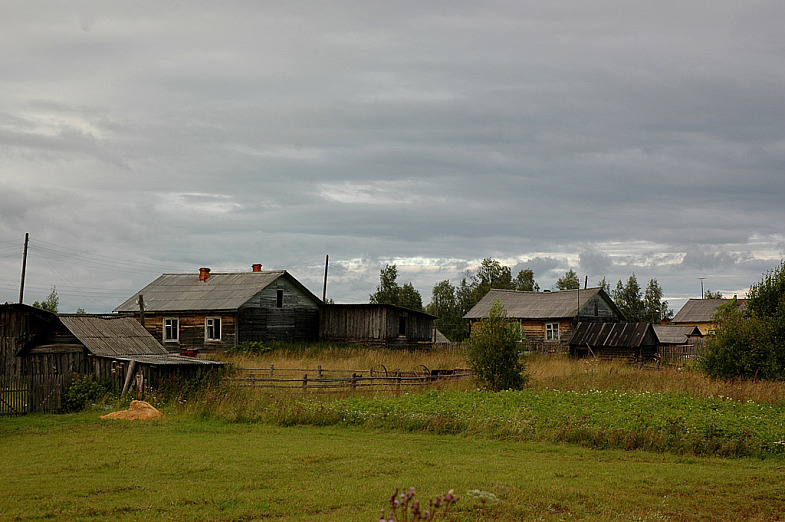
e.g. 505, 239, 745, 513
226, 341, 276, 356
63, 374, 109, 412
465, 299, 528, 391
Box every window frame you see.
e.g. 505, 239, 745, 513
205, 316, 221, 341
276, 289, 284, 308
163, 317, 179, 342
545, 322, 560, 341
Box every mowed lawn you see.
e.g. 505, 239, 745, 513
2, 413, 783, 521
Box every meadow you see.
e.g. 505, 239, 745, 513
2, 347, 785, 520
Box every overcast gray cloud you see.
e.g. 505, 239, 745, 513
2, 1, 784, 313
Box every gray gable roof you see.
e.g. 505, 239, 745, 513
58, 315, 169, 357
652, 324, 702, 344
464, 287, 621, 320
672, 298, 745, 324
114, 271, 321, 313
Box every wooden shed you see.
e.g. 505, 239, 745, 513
320, 304, 436, 349
115, 266, 322, 353
568, 322, 658, 361
1, 303, 224, 413
671, 298, 746, 335
464, 288, 624, 353
653, 324, 703, 363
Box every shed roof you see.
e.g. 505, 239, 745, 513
58, 315, 169, 357
464, 288, 619, 320
652, 325, 702, 345
111, 354, 228, 366
569, 322, 655, 348
324, 303, 436, 318
671, 298, 746, 324
114, 271, 321, 313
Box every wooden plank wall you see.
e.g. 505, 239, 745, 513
137, 313, 238, 353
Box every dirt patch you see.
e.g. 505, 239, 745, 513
101, 400, 163, 421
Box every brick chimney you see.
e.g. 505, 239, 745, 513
199, 267, 211, 282
252, 263, 263, 272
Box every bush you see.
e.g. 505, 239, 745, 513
63, 374, 109, 412
465, 299, 528, 390
226, 341, 276, 356
699, 261, 785, 380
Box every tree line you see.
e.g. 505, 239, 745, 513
369, 259, 672, 342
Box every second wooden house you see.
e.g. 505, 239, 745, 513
114, 265, 322, 353
464, 287, 625, 353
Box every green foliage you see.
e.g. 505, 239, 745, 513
32, 286, 59, 313
613, 274, 644, 321
704, 290, 723, 299
62, 374, 109, 412
226, 341, 277, 356
555, 269, 579, 290
700, 261, 785, 380
643, 278, 673, 323
428, 258, 539, 342
369, 264, 423, 311
465, 300, 528, 391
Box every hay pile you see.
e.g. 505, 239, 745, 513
101, 400, 163, 421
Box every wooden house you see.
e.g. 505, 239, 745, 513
114, 265, 322, 353
1, 303, 224, 413
320, 304, 436, 349
568, 322, 658, 361
464, 288, 624, 353
671, 298, 746, 335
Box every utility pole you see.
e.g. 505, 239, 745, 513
699, 277, 706, 299
19, 233, 29, 304
322, 254, 329, 302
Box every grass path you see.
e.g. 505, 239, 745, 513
2, 413, 784, 520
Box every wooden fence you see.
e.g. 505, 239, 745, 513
658, 343, 702, 366
0, 374, 68, 415
229, 365, 471, 391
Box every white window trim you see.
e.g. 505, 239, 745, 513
163, 317, 179, 342
545, 322, 560, 341
205, 317, 221, 341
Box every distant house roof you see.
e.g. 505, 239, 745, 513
57, 315, 169, 357
569, 322, 655, 348
652, 324, 702, 345
114, 270, 321, 313
672, 298, 746, 324
464, 288, 622, 320
324, 303, 436, 318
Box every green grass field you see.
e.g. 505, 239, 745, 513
3, 353, 785, 520
2, 410, 784, 521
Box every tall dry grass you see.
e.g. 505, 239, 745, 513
214, 346, 785, 405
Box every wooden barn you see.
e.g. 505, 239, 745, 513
464, 288, 624, 353
115, 265, 322, 353
568, 322, 658, 361
320, 304, 436, 349
1, 303, 224, 413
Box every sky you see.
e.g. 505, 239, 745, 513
1, 1, 784, 314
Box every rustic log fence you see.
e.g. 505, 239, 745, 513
229, 365, 471, 391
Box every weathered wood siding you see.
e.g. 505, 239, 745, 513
1, 305, 55, 378
134, 313, 237, 353
577, 293, 621, 322
320, 305, 434, 349
237, 279, 320, 343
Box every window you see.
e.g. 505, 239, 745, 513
276, 289, 284, 308
545, 322, 559, 341
205, 317, 221, 341
163, 317, 179, 342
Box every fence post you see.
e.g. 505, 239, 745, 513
270, 364, 274, 378
317, 365, 322, 378
351, 373, 358, 391
302, 374, 308, 391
